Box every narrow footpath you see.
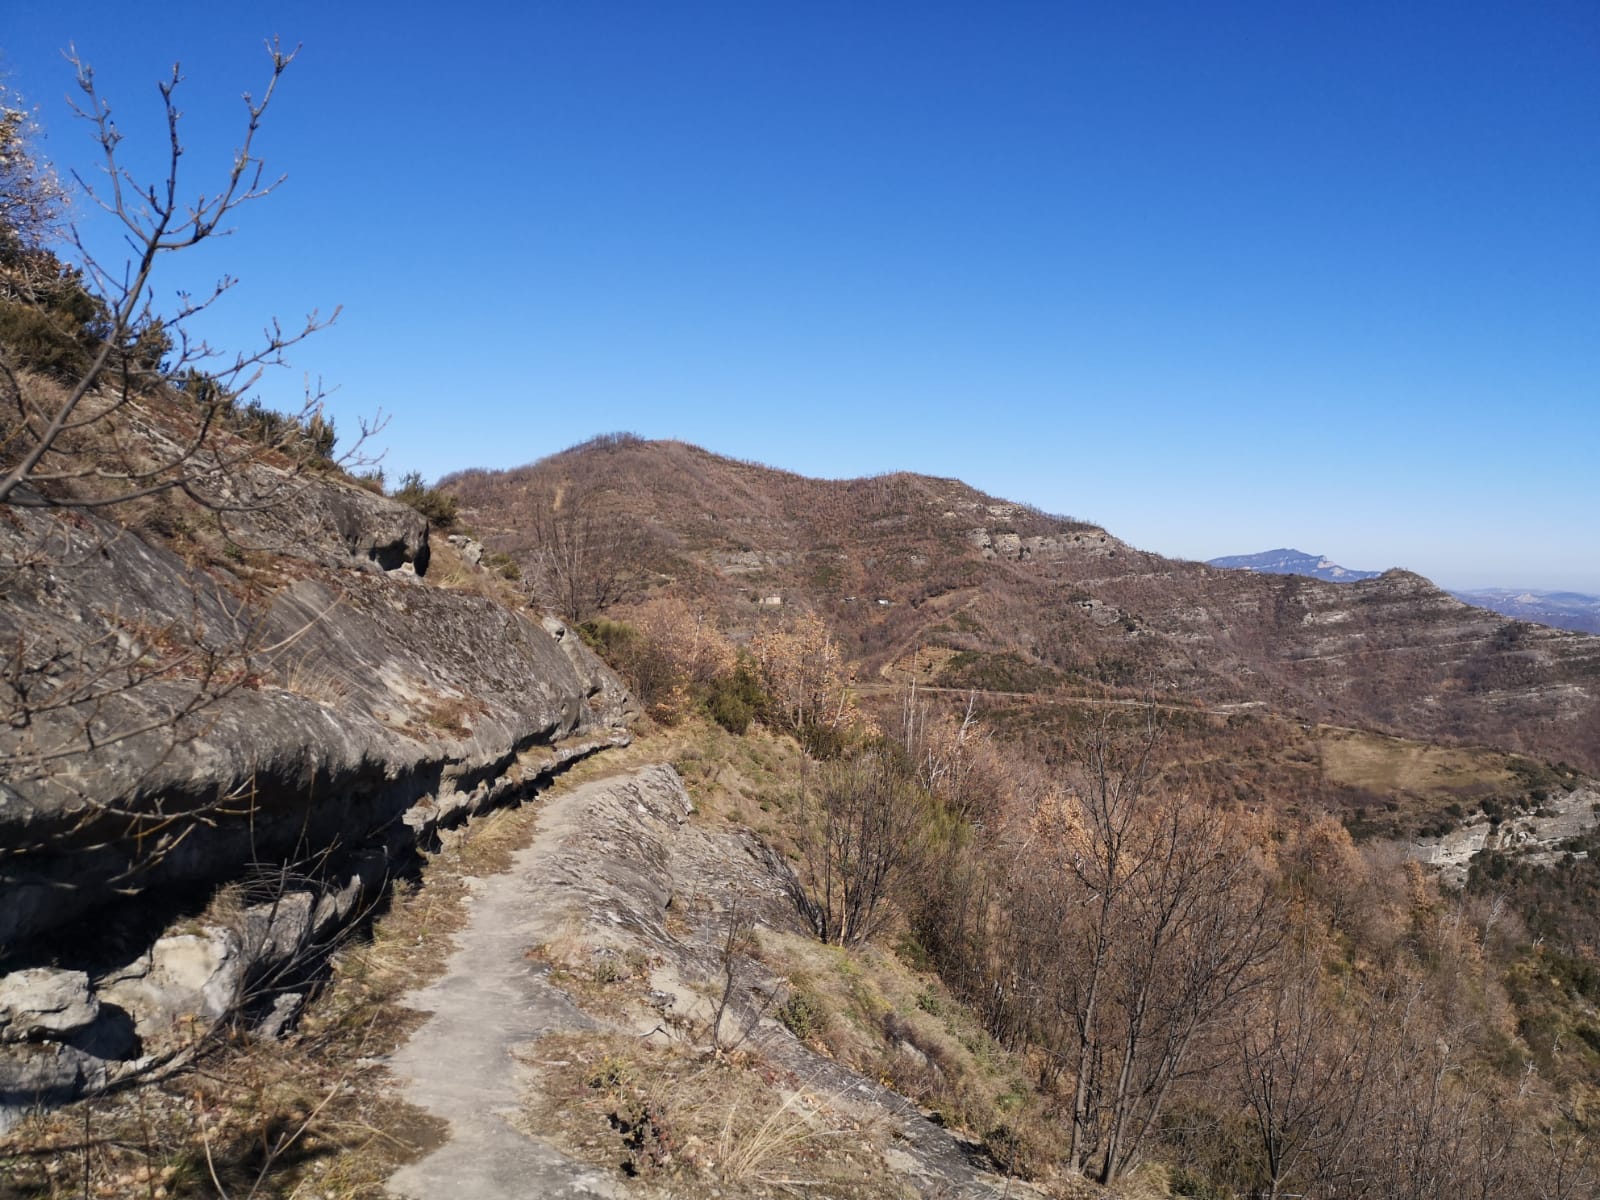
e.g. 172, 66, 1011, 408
384, 771, 636, 1200
383, 761, 1026, 1200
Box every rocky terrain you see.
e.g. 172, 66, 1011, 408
386, 764, 1021, 1200
1407, 782, 1600, 887
3, 425, 1596, 1197
0, 468, 634, 1116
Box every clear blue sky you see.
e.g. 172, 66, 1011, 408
6, 2, 1597, 591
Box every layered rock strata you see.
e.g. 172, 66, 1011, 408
0, 480, 634, 1115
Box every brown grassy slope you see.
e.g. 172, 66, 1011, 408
445, 436, 1600, 772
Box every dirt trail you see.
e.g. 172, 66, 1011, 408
383, 771, 640, 1200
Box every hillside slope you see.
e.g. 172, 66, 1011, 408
448, 436, 1600, 772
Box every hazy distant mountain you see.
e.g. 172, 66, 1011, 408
1207, 548, 1383, 583
1209, 551, 1600, 634
1449, 588, 1600, 635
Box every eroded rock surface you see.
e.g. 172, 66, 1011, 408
1409, 785, 1600, 886
0, 970, 97, 1043
0, 479, 635, 1116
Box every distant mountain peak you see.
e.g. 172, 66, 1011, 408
1207, 548, 1383, 583
1449, 587, 1600, 635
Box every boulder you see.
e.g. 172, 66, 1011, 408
447, 533, 485, 566
99, 933, 244, 1043
0, 970, 98, 1043
0, 1043, 108, 1112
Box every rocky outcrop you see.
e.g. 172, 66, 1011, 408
446, 532, 485, 566
216, 471, 434, 576
1408, 785, 1600, 886
0, 476, 635, 1115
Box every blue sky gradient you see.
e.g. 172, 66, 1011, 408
6, 2, 1597, 590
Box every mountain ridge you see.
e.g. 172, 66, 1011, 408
448, 437, 1600, 773
1207, 547, 1384, 582
1448, 586, 1600, 635
1210, 546, 1600, 635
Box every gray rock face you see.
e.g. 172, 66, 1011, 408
224, 472, 433, 575
0, 475, 636, 1114
1409, 785, 1600, 886
0, 1043, 109, 1111
447, 533, 485, 566
0, 970, 98, 1043
1, 500, 633, 951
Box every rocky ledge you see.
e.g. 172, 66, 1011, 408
1408, 785, 1600, 887
0, 477, 635, 1117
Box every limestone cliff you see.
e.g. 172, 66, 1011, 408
0, 472, 634, 1111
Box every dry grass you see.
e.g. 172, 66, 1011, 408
0, 741, 624, 1200
881, 643, 963, 687
271, 653, 351, 706
667, 719, 809, 847
754, 927, 1048, 1150
0, 715, 1186, 1199
520, 1032, 901, 1199
0, 1000, 438, 1200
421, 536, 529, 609
1318, 724, 1515, 799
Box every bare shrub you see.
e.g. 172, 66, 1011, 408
514, 481, 643, 623
749, 611, 859, 751
787, 749, 928, 947
604, 597, 736, 720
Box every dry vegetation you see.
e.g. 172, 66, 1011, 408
552, 605, 1600, 1197
9, 593, 1600, 1199
447, 435, 1600, 774
0, 743, 661, 1200
522, 1032, 902, 1198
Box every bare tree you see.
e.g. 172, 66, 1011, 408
1007, 711, 1277, 1185
787, 750, 927, 947
1236, 935, 1383, 1200
0, 40, 365, 514
900, 684, 997, 823
515, 481, 640, 623
1042, 709, 1163, 1173
749, 611, 856, 744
